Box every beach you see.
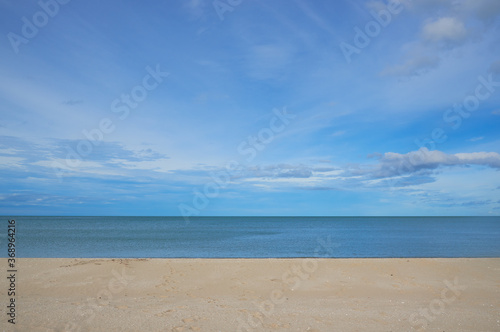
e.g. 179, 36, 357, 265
3, 258, 500, 331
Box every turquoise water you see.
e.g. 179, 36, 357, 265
2, 216, 500, 258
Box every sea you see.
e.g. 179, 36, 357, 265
2, 216, 500, 258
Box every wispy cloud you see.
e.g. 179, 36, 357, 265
381, 54, 440, 77
380, 0, 500, 78
62, 99, 84, 106
0, 1, 499, 215
363, 148, 500, 178
244, 44, 296, 80
421, 17, 468, 47
331, 130, 346, 137
461, 199, 491, 207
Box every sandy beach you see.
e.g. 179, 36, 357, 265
2, 258, 499, 331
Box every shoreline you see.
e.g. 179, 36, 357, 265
3, 258, 499, 331
9, 256, 499, 259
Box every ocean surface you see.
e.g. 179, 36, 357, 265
2, 216, 500, 258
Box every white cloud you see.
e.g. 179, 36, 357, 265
372, 148, 500, 178
33, 158, 117, 177
107, 158, 173, 173
239, 164, 336, 179
381, 54, 440, 77
459, 0, 500, 22
0, 148, 21, 155
468, 136, 484, 142
0, 156, 25, 169
380, 1, 500, 78
181, 148, 500, 191
454, 151, 500, 168
422, 17, 468, 45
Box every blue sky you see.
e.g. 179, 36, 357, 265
1, 0, 499, 216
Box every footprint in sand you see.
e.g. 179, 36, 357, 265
155, 309, 175, 317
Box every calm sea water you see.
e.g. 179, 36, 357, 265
2, 216, 500, 258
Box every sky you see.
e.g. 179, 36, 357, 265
0, 0, 499, 216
